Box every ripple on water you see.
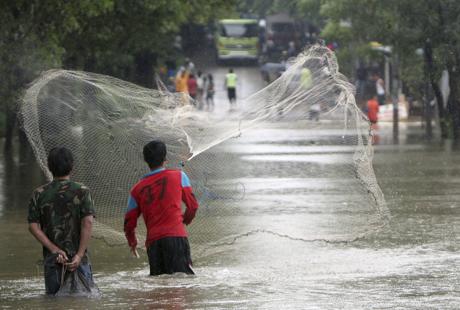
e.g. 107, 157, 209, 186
1, 235, 459, 309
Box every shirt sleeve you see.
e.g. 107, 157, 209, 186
124, 193, 141, 247
80, 188, 96, 218
181, 171, 199, 225
27, 191, 40, 223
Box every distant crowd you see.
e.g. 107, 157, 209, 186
159, 57, 240, 110
159, 58, 215, 110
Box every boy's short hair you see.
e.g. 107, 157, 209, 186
47, 147, 74, 177
143, 140, 167, 169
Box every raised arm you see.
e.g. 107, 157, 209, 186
181, 171, 199, 225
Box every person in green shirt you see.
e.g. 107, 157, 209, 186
28, 147, 97, 295
225, 68, 238, 105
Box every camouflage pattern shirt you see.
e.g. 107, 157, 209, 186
28, 180, 95, 258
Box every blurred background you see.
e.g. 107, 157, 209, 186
4, 0, 460, 146
1, 1, 459, 309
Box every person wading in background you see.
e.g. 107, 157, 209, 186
196, 71, 205, 109
175, 68, 189, 105
187, 73, 198, 102
367, 94, 380, 125
366, 94, 380, 144
372, 73, 386, 106
205, 73, 215, 111
225, 68, 238, 106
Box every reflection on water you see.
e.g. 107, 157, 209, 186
1, 121, 459, 309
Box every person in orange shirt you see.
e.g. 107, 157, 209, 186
367, 95, 379, 124
175, 69, 189, 93
175, 69, 189, 105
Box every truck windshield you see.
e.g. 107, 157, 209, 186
220, 23, 258, 38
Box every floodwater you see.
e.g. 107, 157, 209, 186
1, 65, 459, 309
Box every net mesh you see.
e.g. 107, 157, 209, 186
19, 45, 389, 251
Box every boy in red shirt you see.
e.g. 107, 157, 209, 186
367, 95, 380, 124
187, 74, 198, 100
124, 140, 199, 275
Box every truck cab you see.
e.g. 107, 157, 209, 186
216, 19, 259, 62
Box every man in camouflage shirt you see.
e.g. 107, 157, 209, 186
28, 147, 96, 295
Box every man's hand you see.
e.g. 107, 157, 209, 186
67, 254, 82, 271
29, 223, 70, 264
130, 245, 140, 258
53, 249, 69, 264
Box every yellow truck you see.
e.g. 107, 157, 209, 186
216, 19, 259, 62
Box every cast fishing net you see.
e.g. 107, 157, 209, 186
19, 45, 389, 252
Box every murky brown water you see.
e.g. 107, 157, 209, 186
1, 120, 459, 309
1, 65, 459, 309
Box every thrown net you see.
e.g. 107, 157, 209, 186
19, 45, 389, 251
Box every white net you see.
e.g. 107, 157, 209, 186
19, 45, 389, 250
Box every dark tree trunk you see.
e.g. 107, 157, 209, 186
4, 103, 17, 151
423, 40, 447, 138
435, 1, 460, 139
84, 55, 97, 72
423, 92, 433, 139
443, 39, 460, 139
447, 69, 460, 140
4, 63, 30, 150
134, 51, 156, 88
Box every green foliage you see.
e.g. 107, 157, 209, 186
319, 0, 460, 81
0, 0, 114, 142
235, 0, 323, 29
400, 54, 425, 102
0, 0, 234, 139
296, 0, 323, 27
238, 0, 460, 137
320, 0, 460, 137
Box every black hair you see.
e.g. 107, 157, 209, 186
47, 147, 74, 177
143, 140, 167, 169
229, 68, 234, 73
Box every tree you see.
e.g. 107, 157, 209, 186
0, 1, 113, 149
320, 0, 460, 139
0, 0, 233, 148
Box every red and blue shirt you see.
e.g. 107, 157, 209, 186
124, 168, 199, 248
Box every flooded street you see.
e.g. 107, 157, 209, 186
0, 64, 459, 309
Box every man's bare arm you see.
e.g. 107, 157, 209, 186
28, 223, 68, 263
77, 215, 93, 257
68, 215, 93, 271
